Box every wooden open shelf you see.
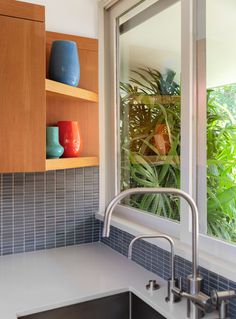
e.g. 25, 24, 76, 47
46, 79, 98, 103
46, 157, 99, 171
46, 31, 99, 170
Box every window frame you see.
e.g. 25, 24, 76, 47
98, 0, 236, 271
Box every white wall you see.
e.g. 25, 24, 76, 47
207, 0, 236, 88
120, 0, 236, 88
120, 2, 181, 83
21, 0, 98, 38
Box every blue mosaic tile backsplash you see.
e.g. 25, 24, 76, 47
1, 165, 236, 317
0, 167, 100, 255
101, 225, 236, 318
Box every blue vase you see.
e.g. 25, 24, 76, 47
46, 127, 64, 159
49, 40, 80, 87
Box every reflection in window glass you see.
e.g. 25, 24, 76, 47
119, 1, 181, 221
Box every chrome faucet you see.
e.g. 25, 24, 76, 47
128, 234, 180, 303
102, 187, 203, 319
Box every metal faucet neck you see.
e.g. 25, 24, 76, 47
128, 234, 175, 280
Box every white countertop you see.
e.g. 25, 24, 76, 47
0, 242, 216, 319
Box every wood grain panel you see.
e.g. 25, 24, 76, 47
46, 79, 98, 103
0, 0, 44, 22
46, 96, 99, 157
46, 31, 98, 52
46, 32, 99, 159
46, 32, 98, 91
0, 14, 45, 172
46, 157, 99, 171
79, 49, 98, 92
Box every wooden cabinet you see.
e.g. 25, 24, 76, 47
0, 2, 99, 173
0, 1, 45, 173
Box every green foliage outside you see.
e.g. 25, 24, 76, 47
120, 67, 236, 242
207, 86, 236, 241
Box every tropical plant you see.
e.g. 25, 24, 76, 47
120, 68, 181, 220
120, 67, 236, 242
207, 88, 236, 241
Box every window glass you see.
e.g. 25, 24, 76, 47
119, 1, 181, 221
206, 0, 236, 242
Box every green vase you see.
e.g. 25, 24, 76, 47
46, 127, 64, 159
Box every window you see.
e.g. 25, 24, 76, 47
198, 0, 236, 243
119, 0, 181, 222
99, 0, 236, 264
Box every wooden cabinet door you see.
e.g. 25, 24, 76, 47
0, 13, 45, 172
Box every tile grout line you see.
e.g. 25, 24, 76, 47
44, 171, 46, 250
54, 170, 56, 249
23, 173, 26, 253
12, 174, 14, 254
64, 169, 66, 247
33, 173, 36, 251
0, 174, 2, 255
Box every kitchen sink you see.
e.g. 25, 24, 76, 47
19, 292, 166, 319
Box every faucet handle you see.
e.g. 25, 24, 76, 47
172, 288, 214, 314
172, 287, 183, 298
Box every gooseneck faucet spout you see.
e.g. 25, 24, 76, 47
128, 234, 175, 281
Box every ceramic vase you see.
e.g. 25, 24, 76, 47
46, 127, 64, 159
57, 121, 81, 157
154, 124, 171, 155
49, 40, 80, 87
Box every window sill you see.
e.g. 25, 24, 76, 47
96, 209, 236, 282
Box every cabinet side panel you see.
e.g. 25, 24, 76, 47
0, 1, 44, 22
0, 15, 46, 172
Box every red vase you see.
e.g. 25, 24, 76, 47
154, 124, 171, 155
57, 121, 81, 157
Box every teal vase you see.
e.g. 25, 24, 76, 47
46, 127, 64, 159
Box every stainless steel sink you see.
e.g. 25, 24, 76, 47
19, 292, 166, 319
